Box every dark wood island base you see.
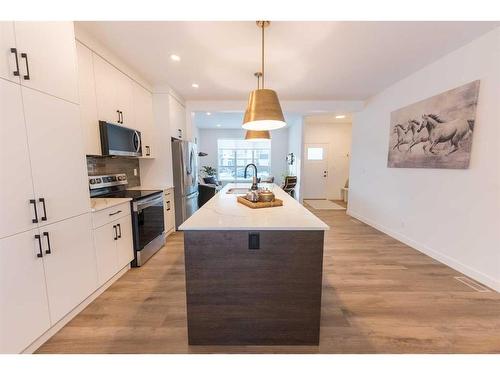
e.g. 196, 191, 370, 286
184, 230, 325, 345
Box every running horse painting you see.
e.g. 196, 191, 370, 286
387, 80, 480, 169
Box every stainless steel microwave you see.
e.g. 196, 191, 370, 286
99, 121, 142, 157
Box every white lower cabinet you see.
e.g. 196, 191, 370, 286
116, 214, 134, 269
42, 214, 98, 323
0, 230, 51, 354
164, 188, 175, 235
0, 214, 98, 353
93, 205, 134, 285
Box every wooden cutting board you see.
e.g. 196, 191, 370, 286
237, 196, 283, 209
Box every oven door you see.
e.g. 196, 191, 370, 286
132, 193, 164, 251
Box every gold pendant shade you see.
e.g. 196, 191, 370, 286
243, 89, 285, 131
242, 21, 286, 131
244, 129, 271, 141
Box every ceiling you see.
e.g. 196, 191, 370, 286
77, 21, 499, 101
194, 111, 304, 129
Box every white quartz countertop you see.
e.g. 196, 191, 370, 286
179, 183, 329, 231
90, 197, 132, 212
127, 185, 174, 191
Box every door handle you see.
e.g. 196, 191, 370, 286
30, 199, 38, 223
39, 197, 47, 221
117, 223, 122, 239
113, 225, 118, 240
10, 48, 20, 76
43, 232, 52, 254
166, 200, 171, 211
35, 234, 43, 258
20, 53, 30, 80
146, 146, 150, 156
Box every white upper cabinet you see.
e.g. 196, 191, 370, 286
13, 22, 78, 104
42, 214, 97, 323
0, 79, 37, 239
76, 41, 100, 156
0, 229, 51, 353
93, 53, 135, 128
169, 95, 186, 140
0, 22, 20, 83
133, 82, 154, 158
22, 87, 90, 226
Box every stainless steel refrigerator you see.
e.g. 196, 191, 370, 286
171, 138, 199, 229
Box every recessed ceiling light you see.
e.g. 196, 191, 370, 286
216, 124, 221, 127
170, 54, 181, 61
335, 115, 346, 119
206, 112, 211, 116
192, 83, 199, 88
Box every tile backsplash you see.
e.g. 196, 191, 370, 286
86, 156, 141, 187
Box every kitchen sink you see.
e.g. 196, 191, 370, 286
226, 188, 250, 195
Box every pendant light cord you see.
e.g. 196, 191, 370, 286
261, 23, 265, 89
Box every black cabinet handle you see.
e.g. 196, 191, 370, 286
146, 145, 150, 156
116, 110, 121, 124
43, 232, 52, 255
20, 53, 30, 80
10, 48, 20, 76
39, 198, 47, 221
109, 210, 122, 216
117, 223, 122, 238
166, 200, 170, 211
30, 199, 38, 223
35, 234, 43, 258
113, 225, 118, 240
120, 111, 124, 124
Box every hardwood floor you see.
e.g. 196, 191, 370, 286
36, 202, 500, 353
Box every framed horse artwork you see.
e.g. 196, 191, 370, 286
387, 80, 480, 169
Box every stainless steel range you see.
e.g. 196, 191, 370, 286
89, 173, 164, 267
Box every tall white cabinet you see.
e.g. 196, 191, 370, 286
0, 22, 96, 354
76, 42, 155, 158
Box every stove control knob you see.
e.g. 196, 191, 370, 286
90, 179, 96, 184
96, 178, 102, 183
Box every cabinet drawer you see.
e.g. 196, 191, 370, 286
92, 202, 130, 229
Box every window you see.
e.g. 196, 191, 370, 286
217, 139, 271, 181
307, 147, 324, 160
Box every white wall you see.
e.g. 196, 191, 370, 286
303, 118, 352, 200
197, 127, 289, 185
287, 118, 303, 201
348, 28, 500, 291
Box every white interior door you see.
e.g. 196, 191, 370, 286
0, 22, 20, 83
22, 87, 90, 226
302, 143, 329, 199
0, 229, 51, 353
14, 21, 78, 103
42, 213, 98, 323
0, 79, 37, 238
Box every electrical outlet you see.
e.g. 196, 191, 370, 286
133, 168, 138, 176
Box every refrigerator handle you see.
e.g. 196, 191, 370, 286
179, 142, 186, 196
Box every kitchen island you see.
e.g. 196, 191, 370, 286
179, 183, 329, 345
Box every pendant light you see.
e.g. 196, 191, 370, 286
242, 21, 286, 131
245, 72, 271, 141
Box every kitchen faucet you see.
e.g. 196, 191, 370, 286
244, 163, 259, 191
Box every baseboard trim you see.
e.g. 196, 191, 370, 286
346, 209, 500, 293
22, 265, 130, 354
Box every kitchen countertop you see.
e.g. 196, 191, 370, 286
179, 183, 329, 231
127, 185, 174, 191
90, 197, 132, 212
